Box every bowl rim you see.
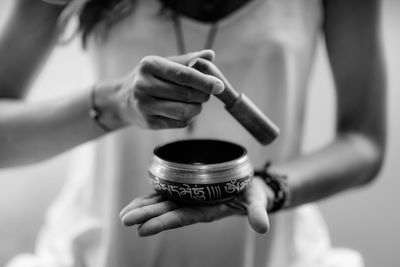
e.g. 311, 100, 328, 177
149, 139, 254, 183
153, 138, 248, 167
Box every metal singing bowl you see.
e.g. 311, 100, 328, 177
148, 139, 254, 204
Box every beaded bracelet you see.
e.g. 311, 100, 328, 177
89, 86, 112, 132
254, 162, 291, 213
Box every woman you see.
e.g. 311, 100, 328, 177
2, 0, 385, 266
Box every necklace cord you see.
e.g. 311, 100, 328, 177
172, 12, 219, 132
172, 12, 219, 55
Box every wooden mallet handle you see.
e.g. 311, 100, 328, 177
190, 58, 280, 145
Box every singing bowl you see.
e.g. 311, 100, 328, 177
148, 139, 254, 204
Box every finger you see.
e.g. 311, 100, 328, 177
167, 49, 215, 65
121, 200, 180, 226
136, 77, 210, 103
137, 208, 195, 236
137, 204, 233, 236
224, 198, 248, 215
146, 116, 193, 129
119, 193, 163, 218
189, 57, 233, 96
189, 57, 224, 77
247, 201, 270, 234
139, 56, 224, 94
197, 49, 215, 62
137, 96, 202, 121
245, 179, 270, 234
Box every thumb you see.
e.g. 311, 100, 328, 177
245, 178, 270, 233
247, 200, 270, 234
168, 49, 215, 65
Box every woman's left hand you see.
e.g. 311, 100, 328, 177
119, 177, 272, 236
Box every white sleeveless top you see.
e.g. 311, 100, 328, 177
7, 0, 363, 266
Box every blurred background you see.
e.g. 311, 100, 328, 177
0, 1, 399, 266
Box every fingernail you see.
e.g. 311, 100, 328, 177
121, 215, 129, 226
212, 80, 225, 94
119, 209, 126, 219
188, 57, 198, 68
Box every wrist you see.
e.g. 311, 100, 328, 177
262, 179, 276, 213
90, 83, 128, 132
255, 162, 291, 213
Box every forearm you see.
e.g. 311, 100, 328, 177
269, 132, 384, 208
0, 0, 64, 98
270, 0, 387, 210
0, 88, 107, 167
0, 50, 223, 168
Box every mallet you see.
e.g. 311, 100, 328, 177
190, 58, 280, 145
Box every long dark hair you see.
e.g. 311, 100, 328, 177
76, 0, 138, 46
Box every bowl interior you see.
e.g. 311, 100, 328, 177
154, 139, 246, 165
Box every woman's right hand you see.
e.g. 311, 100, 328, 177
93, 50, 225, 131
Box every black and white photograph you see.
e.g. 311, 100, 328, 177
0, 0, 398, 266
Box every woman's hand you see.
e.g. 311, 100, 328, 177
119, 177, 272, 236
94, 50, 225, 131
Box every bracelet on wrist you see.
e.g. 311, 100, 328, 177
89, 85, 113, 132
254, 162, 291, 213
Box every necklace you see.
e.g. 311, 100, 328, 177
172, 12, 219, 132
172, 12, 219, 56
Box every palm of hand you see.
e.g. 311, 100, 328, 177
120, 177, 270, 236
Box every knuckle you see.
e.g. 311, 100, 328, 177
173, 104, 201, 126
181, 89, 192, 103
171, 210, 185, 226
174, 104, 187, 120
175, 70, 190, 84
140, 206, 151, 218
180, 104, 199, 121
182, 104, 201, 119
133, 78, 147, 93
155, 217, 166, 231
